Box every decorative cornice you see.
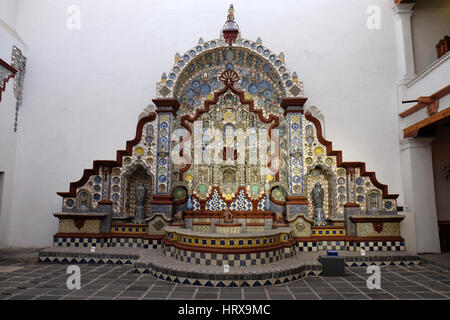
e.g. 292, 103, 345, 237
151, 194, 173, 205
350, 216, 405, 223
280, 97, 307, 108
393, 2, 415, 15
152, 98, 180, 116
399, 137, 434, 150
344, 202, 360, 208
285, 195, 308, 205
53, 213, 108, 219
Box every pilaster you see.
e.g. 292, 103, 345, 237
399, 137, 440, 253
150, 98, 180, 218
393, 3, 416, 83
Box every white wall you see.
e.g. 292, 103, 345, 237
0, 0, 27, 248
0, 0, 18, 29
0, 67, 18, 248
411, 0, 450, 74
6, 0, 405, 247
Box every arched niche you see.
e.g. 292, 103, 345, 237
121, 164, 153, 218
76, 189, 92, 212
305, 165, 338, 220
367, 189, 382, 212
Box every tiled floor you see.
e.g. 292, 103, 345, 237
0, 260, 449, 300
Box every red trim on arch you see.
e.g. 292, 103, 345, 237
304, 111, 399, 200
57, 112, 157, 197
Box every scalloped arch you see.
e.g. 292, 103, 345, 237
156, 37, 303, 100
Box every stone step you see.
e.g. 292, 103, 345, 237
134, 249, 322, 286
37, 246, 421, 287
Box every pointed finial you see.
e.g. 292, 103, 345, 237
279, 52, 285, 62
198, 37, 204, 45
256, 37, 262, 45
227, 4, 235, 21
174, 52, 181, 63
292, 72, 298, 83
223, 4, 239, 45
161, 72, 167, 83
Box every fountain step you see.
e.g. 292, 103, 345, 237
134, 249, 321, 286
37, 246, 421, 286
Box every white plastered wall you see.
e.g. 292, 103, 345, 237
0, 0, 27, 248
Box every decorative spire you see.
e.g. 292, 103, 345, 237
227, 4, 234, 22
198, 37, 204, 45
222, 4, 239, 46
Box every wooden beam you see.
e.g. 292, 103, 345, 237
403, 107, 450, 138
399, 84, 450, 118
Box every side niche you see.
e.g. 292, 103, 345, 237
76, 189, 92, 212
367, 189, 382, 212
306, 166, 334, 220
123, 165, 153, 219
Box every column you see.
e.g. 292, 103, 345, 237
393, 3, 416, 83
281, 98, 309, 220
151, 98, 180, 219
400, 138, 440, 253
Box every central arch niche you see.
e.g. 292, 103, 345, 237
174, 71, 286, 205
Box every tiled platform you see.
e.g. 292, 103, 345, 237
37, 246, 421, 287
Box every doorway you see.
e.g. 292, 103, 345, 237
431, 127, 450, 252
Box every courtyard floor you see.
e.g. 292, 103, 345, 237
0, 257, 449, 300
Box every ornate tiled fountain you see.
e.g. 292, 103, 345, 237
40, 5, 419, 287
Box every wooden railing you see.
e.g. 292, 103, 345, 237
400, 84, 450, 118
401, 84, 450, 138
